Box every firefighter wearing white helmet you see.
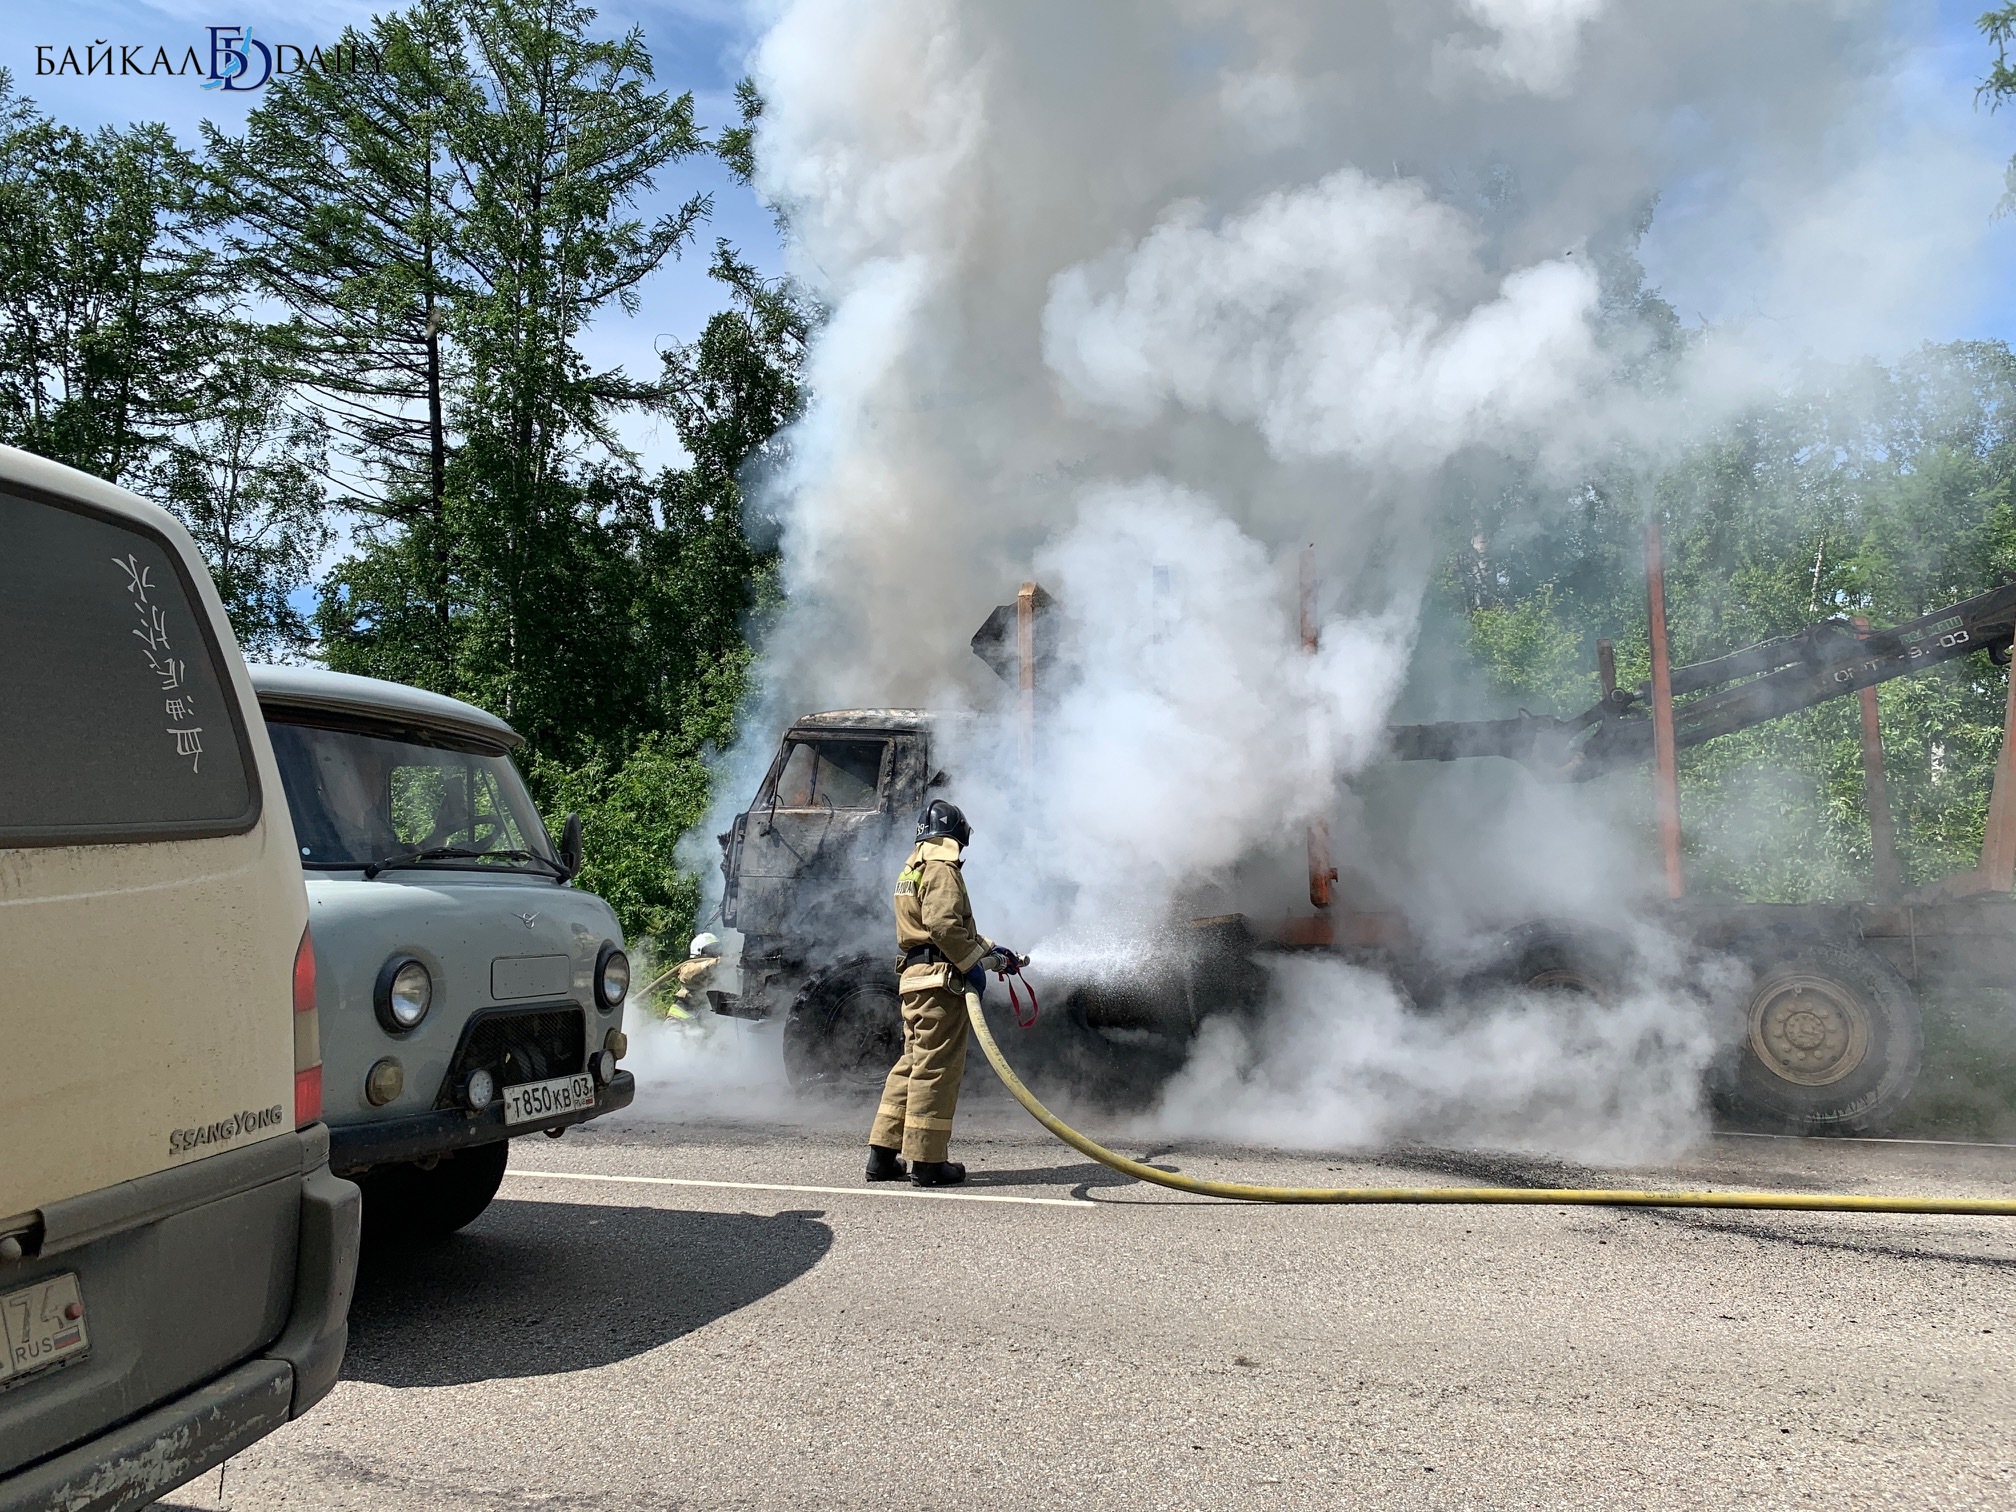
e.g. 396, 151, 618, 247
867, 799, 1020, 1187
671, 932, 723, 1016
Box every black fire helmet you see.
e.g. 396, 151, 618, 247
915, 798, 972, 847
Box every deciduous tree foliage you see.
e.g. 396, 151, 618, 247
144, 327, 334, 658
0, 71, 331, 658
526, 244, 801, 945
0, 74, 212, 482
1443, 341, 2016, 902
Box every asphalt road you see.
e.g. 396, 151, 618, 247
157, 1096, 2016, 1511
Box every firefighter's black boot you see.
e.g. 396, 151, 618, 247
865, 1145, 908, 1182
909, 1160, 966, 1188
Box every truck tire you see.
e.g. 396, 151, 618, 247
1444, 923, 1628, 1006
357, 1139, 509, 1243
1722, 938, 1922, 1134
783, 958, 902, 1093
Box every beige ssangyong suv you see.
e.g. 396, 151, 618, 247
0, 446, 360, 1511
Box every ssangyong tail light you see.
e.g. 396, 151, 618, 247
294, 925, 322, 1126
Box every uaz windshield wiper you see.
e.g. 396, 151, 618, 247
361, 845, 568, 880
479, 848, 571, 880
361, 845, 484, 879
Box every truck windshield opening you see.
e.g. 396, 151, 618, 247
773, 739, 887, 809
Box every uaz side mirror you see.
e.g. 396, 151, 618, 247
557, 812, 583, 880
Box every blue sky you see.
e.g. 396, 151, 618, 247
1625, 0, 2016, 361
1922, 0, 2016, 344
10, 0, 2016, 456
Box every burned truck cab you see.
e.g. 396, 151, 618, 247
715, 707, 1253, 1098
716, 710, 941, 1086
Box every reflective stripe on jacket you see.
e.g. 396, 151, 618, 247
893, 837, 990, 990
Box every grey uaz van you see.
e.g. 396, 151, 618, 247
248, 667, 635, 1238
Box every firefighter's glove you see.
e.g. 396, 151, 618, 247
980, 948, 1024, 975
965, 964, 988, 998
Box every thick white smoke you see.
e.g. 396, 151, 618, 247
706, 0, 2011, 1160
1438, 0, 1612, 99
1044, 170, 1602, 471
1021, 483, 1412, 935
1154, 953, 1727, 1165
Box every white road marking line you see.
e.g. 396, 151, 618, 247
1719, 1132, 2016, 1151
503, 1168, 1099, 1208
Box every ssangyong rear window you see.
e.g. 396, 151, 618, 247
0, 488, 257, 844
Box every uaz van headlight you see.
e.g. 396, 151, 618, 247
375, 955, 433, 1033
595, 944, 629, 1011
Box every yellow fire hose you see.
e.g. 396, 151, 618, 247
962, 989, 2016, 1216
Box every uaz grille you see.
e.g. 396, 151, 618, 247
435, 1005, 587, 1109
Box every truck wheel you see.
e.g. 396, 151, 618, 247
1446, 924, 1627, 1006
1722, 939, 1922, 1134
358, 1139, 509, 1243
783, 958, 902, 1093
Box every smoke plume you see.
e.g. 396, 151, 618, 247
701, 0, 2009, 1160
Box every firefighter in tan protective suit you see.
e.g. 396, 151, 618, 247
867, 799, 1020, 1188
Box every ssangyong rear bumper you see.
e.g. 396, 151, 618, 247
327, 1068, 635, 1175
0, 1126, 360, 1512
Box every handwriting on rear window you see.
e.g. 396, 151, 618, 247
113, 553, 203, 774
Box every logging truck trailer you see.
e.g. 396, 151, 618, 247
707, 579, 2016, 1135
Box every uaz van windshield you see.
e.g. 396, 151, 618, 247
267, 719, 556, 874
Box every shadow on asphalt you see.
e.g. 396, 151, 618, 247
963, 1159, 1138, 1193
1652, 1212, 2016, 1269
342, 1199, 832, 1387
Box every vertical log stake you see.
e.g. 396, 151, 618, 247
1301, 546, 1337, 911
1645, 519, 1684, 899
1853, 617, 1901, 901
1016, 581, 1037, 775
1978, 650, 2016, 893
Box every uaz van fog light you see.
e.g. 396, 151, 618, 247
591, 1048, 617, 1085
465, 1067, 495, 1109
365, 1057, 404, 1106
375, 955, 433, 1033
595, 944, 629, 1010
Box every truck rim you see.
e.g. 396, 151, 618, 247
1747, 971, 1871, 1087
